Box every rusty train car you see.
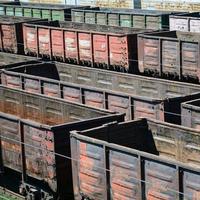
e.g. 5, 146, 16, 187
71, 8, 182, 30
71, 118, 200, 200
0, 2, 91, 21
138, 30, 200, 82
2, 61, 200, 123
22, 20, 152, 72
0, 16, 47, 54
0, 85, 124, 199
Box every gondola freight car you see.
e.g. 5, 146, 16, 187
170, 12, 200, 32
0, 2, 92, 21
0, 85, 123, 199
23, 21, 153, 72
138, 30, 200, 82
3, 61, 200, 123
71, 118, 200, 200
72, 8, 184, 30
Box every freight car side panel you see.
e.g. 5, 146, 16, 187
64, 31, 78, 61
0, 116, 21, 172
1, 89, 21, 116
43, 99, 64, 125
24, 26, 37, 55
107, 13, 119, 26
43, 81, 60, 98
38, 28, 50, 56
3, 74, 21, 89
170, 17, 189, 32
93, 34, 108, 65
23, 95, 42, 123
51, 29, 63, 58
120, 14, 132, 27
182, 42, 199, 79
78, 32, 92, 62
24, 77, 40, 94
0, 24, 17, 53
109, 150, 141, 200
182, 102, 200, 130
62, 86, 81, 103
109, 36, 129, 70
84, 90, 104, 109
107, 94, 130, 121
183, 171, 200, 199
146, 16, 162, 30
162, 40, 180, 76
23, 125, 57, 191
182, 135, 200, 168
85, 12, 95, 24
77, 141, 106, 200
134, 101, 164, 121
96, 13, 107, 25
144, 160, 178, 199
190, 19, 200, 33
138, 37, 160, 74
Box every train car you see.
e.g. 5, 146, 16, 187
2, 61, 200, 123
0, 2, 91, 21
23, 21, 153, 72
71, 118, 200, 200
138, 30, 200, 81
71, 8, 183, 30
0, 16, 47, 54
170, 12, 200, 32
0, 85, 124, 199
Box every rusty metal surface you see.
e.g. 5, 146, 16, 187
0, 110, 124, 199
0, 85, 113, 125
0, 16, 46, 54
0, 115, 21, 172
23, 21, 151, 72
138, 31, 200, 81
71, 118, 200, 200
4, 63, 200, 123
